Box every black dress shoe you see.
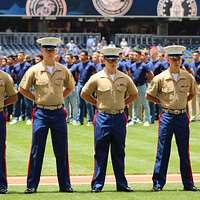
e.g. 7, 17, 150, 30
152, 186, 162, 192
59, 187, 73, 193
117, 186, 133, 192
24, 188, 37, 194
91, 188, 101, 193
184, 186, 199, 192
0, 188, 8, 194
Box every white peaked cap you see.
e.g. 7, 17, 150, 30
37, 37, 62, 48
164, 45, 186, 56
100, 47, 122, 59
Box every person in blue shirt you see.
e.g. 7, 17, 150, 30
118, 52, 129, 74
71, 50, 96, 125
128, 48, 154, 127
141, 50, 150, 64
0, 58, 8, 72
64, 54, 79, 125
10, 52, 33, 125
126, 51, 136, 75
148, 47, 166, 123
188, 50, 200, 121
182, 58, 194, 74
191, 50, 200, 83
158, 52, 169, 69
4, 56, 15, 77
55, 54, 66, 65
2, 56, 15, 122
126, 50, 139, 121
91, 52, 104, 72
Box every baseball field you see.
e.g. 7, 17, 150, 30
2, 121, 200, 199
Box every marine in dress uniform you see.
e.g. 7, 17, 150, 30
146, 45, 199, 192
19, 37, 75, 193
81, 47, 138, 192
0, 70, 17, 194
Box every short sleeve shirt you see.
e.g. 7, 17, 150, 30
0, 71, 17, 108
82, 69, 138, 112
71, 61, 96, 85
13, 62, 31, 84
147, 60, 165, 76
118, 59, 129, 74
20, 62, 75, 106
146, 69, 196, 109
130, 62, 151, 86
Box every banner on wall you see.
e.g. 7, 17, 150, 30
0, 0, 199, 17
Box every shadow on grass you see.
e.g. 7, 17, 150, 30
6, 189, 190, 195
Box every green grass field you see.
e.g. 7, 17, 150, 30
6, 121, 200, 176
2, 184, 200, 200
2, 121, 200, 199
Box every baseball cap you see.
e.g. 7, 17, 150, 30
132, 47, 142, 54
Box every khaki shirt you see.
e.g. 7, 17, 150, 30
146, 69, 196, 109
82, 70, 138, 113
20, 62, 75, 106
0, 71, 17, 109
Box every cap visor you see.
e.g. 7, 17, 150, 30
168, 54, 182, 57
104, 56, 119, 60
42, 45, 56, 50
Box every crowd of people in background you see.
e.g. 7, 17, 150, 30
0, 37, 200, 127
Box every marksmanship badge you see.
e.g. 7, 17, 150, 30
157, 0, 197, 17
26, 0, 67, 16
92, 0, 133, 16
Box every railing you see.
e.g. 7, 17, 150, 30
0, 32, 101, 46
0, 33, 200, 57
115, 34, 200, 47
1, 32, 200, 47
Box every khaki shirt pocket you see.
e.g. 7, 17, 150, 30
116, 85, 126, 98
161, 86, 174, 103
54, 78, 64, 93
97, 87, 111, 95
35, 79, 49, 95
179, 84, 189, 93
97, 87, 112, 105
178, 84, 189, 103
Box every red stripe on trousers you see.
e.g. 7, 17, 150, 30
2, 112, 7, 179
27, 108, 37, 176
67, 149, 70, 178
186, 112, 194, 183
92, 112, 99, 182
3, 144, 7, 179
155, 112, 163, 156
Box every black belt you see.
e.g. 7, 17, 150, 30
99, 109, 124, 115
162, 108, 186, 115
